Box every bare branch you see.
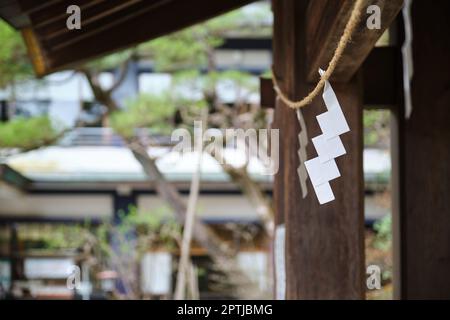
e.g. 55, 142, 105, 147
107, 59, 131, 94
207, 147, 274, 238
125, 139, 262, 298
80, 69, 120, 113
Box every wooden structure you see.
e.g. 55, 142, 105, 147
271, 0, 401, 299
2, 0, 450, 299
396, 0, 450, 299
0, 0, 255, 75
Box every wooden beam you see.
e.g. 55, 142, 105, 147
21, 27, 48, 76
396, 0, 450, 299
271, 76, 285, 300
31, 0, 107, 30
262, 46, 402, 110
34, 0, 170, 53
27, 0, 256, 75
37, 0, 143, 44
260, 77, 276, 109
17, 0, 64, 15
272, 0, 365, 299
0, 0, 30, 28
306, 0, 403, 83
362, 46, 401, 107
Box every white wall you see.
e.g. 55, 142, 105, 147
137, 194, 260, 221
0, 194, 112, 220
141, 252, 172, 295
237, 251, 269, 292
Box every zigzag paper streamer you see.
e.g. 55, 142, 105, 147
296, 108, 309, 198
304, 69, 350, 204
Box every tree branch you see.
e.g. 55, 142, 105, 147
207, 147, 274, 238
126, 139, 262, 298
80, 69, 120, 113
107, 59, 131, 94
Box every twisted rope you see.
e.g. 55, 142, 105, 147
272, 0, 366, 109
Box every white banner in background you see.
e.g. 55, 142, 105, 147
274, 224, 286, 300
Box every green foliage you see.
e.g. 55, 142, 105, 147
95, 205, 180, 259
110, 68, 258, 135
373, 215, 392, 251
216, 70, 258, 92
30, 205, 179, 261
0, 116, 61, 150
132, 7, 264, 135
40, 223, 92, 250
139, 4, 271, 71
142, 29, 219, 71
0, 23, 62, 152
122, 205, 180, 250
139, 11, 245, 71
92, 5, 266, 136
0, 21, 33, 88
363, 110, 390, 148
171, 69, 257, 100
110, 93, 177, 138
170, 69, 205, 99
260, 70, 272, 79
82, 50, 134, 73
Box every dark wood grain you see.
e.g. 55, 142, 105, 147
272, 0, 365, 299
306, 0, 403, 83
398, 0, 450, 299
0, 0, 257, 75
260, 77, 276, 109
29, 0, 254, 75
362, 46, 401, 108
263, 46, 402, 110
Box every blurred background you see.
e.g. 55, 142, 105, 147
0, 1, 392, 300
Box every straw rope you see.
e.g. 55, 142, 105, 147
272, 0, 366, 109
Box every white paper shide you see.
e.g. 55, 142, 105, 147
304, 69, 350, 204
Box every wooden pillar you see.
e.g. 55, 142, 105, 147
272, 0, 365, 299
398, 0, 450, 299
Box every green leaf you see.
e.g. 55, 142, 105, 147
0, 116, 62, 150
110, 93, 177, 138
0, 21, 33, 89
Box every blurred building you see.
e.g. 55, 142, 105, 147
0, 128, 390, 299
0, 2, 390, 299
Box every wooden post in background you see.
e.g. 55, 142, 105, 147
272, 0, 365, 299
397, 0, 450, 299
